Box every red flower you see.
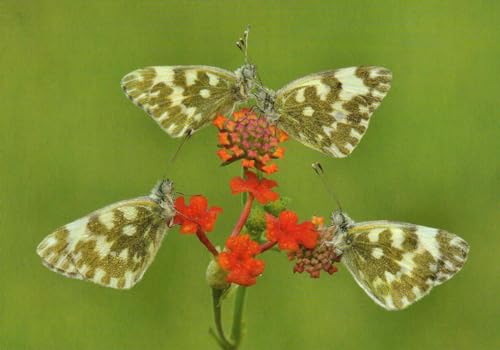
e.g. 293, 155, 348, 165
213, 109, 287, 174
218, 234, 265, 286
230, 170, 279, 204
174, 196, 222, 234
265, 211, 319, 252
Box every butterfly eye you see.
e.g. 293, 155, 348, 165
345, 235, 353, 245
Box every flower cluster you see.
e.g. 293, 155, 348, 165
214, 109, 287, 174
167, 108, 342, 350
172, 109, 337, 289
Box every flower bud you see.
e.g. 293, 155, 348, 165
263, 197, 291, 216
206, 257, 230, 290
245, 206, 267, 239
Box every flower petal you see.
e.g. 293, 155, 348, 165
265, 211, 319, 252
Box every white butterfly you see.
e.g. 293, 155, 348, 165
36, 180, 175, 289
329, 210, 469, 310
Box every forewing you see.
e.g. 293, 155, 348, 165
121, 66, 240, 137
340, 221, 469, 310
275, 66, 392, 157
37, 198, 171, 289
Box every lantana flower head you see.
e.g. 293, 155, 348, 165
174, 195, 222, 234
218, 234, 265, 286
214, 109, 288, 174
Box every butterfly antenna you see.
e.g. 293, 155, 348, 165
312, 162, 343, 212
170, 129, 193, 163
236, 25, 251, 64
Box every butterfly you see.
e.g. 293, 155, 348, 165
36, 180, 175, 289
328, 210, 469, 310
121, 27, 392, 157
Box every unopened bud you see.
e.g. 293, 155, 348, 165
206, 257, 230, 290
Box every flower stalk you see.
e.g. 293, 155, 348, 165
259, 240, 277, 253
196, 228, 219, 257
231, 194, 254, 237
211, 288, 235, 350
230, 286, 247, 348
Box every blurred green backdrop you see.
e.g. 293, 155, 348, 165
1, 1, 499, 349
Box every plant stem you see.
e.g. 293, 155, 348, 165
211, 288, 234, 349
196, 228, 219, 257
230, 194, 254, 237
259, 240, 277, 253
230, 286, 247, 347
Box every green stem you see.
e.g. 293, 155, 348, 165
230, 286, 247, 347
211, 288, 234, 349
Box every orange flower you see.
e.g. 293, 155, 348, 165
213, 109, 287, 174
265, 210, 319, 252
230, 170, 279, 204
174, 196, 222, 234
218, 132, 230, 145
213, 115, 226, 129
218, 234, 265, 286
311, 216, 324, 227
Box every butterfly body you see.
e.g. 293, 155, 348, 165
329, 211, 469, 310
36, 180, 175, 289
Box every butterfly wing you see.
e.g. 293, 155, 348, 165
37, 197, 171, 289
339, 221, 469, 310
274, 66, 392, 157
121, 66, 242, 137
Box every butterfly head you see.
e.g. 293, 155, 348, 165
331, 210, 353, 233
329, 210, 355, 253
234, 63, 258, 99
151, 179, 175, 214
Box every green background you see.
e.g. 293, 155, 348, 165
1, 1, 498, 349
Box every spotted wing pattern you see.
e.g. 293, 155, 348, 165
337, 221, 469, 310
36, 182, 174, 289
121, 66, 243, 137
275, 66, 392, 157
